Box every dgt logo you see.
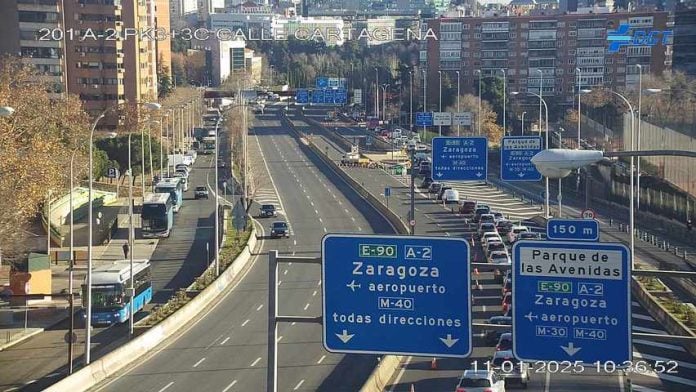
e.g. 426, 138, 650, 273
607, 24, 672, 53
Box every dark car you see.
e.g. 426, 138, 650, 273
194, 186, 209, 199
496, 332, 513, 352
259, 204, 277, 218
419, 177, 434, 189
484, 316, 512, 346
516, 232, 541, 243
428, 182, 442, 194
270, 221, 289, 238
473, 206, 491, 223
459, 200, 477, 215
496, 220, 513, 235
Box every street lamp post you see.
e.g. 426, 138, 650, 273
456, 70, 461, 136
476, 70, 482, 135
636, 64, 643, 210
380, 84, 390, 123
422, 69, 427, 141
127, 132, 136, 338
374, 67, 379, 119
609, 90, 636, 269
538, 69, 543, 138
409, 71, 413, 131
501, 69, 506, 135
437, 70, 442, 137
521, 112, 526, 136
512, 92, 549, 217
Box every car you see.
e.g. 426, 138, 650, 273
194, 186, 209, 199
428, 182, 443, 194
516, 231, 541, 243
443, 189, 460, 204
478, 223, 497, 238
420, 177, 434, 189
175, 164, 190, 173
172, 172, 189, 191
507, 226, 530, 243
496, 332, 513, 352
455, 370, 506, 392
489, 250, 511, 265
270, 221, 289, 238
418, 162, 431, 176
501, 279, 513, 297
259, 204, 277, 218
479, 213, 496, 225
217, 159, 226, 168
473, 206, 491, 223
485, 242, 507, 258
459, 200, 477, 215
501, 292, 512, 314
415, 144, 428, 151
484, 316, 512, 346
481, 232, 503, 247
496, 220, 513, 235
492, 211, 505, 222
437, 185, 453, 201
491, 350, 530, 388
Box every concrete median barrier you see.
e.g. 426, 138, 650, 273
44, 226, 259, 392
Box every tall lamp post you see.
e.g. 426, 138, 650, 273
437, 70, 442, 137
374, 67, 379, 119
512, 92, 549, 217
456, 70, 461, 136
537, 69, 543, 137
380, 84, 390, 123
609, 90, 636, 269
421, 69, 427, 141
521, 112, 526, 136
476, 70, 482, 135
409, 70, 413, 131
501, 69, 506, 135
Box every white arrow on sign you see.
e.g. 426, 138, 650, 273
346, 280, 361, 292
439, 334, 459, 348
336, 330, 354, 343
436, 172, 443, 178
560, 342, 581, 356
518, 172, 526, 178
476, 172, 483, 178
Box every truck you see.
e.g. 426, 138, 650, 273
340, 146, 371, 167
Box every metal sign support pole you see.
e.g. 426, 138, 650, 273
267, 251, 322, 392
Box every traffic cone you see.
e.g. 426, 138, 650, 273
430, 357, 437, 369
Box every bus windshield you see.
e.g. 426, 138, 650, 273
87, 284, 124, 310
142, 204, 169, 230
155, 187, 178, 204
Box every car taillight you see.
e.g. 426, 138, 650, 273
483, 389, 493, 392
455, 388, 466, 392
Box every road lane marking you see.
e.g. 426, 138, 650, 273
619, 372, 625, 392
220, 337, 230, 345
251, 357, 262, 367
221, 380, 238, 392
631, 385, 664, 392
633, 352, 696, 370
304, 303, 310, 310
278, 280, 282, 285
284, 269, 288, 275
293, 379, 305, 390
344, 208, 349, 213
318, 280, 321, 286
291, 322, 296, 326
633, 339, 686, 352
257, 304, 264, 311
323, 227, 327, 233
318, 217, 323, 223
158, 382, 175, 392
277, 336, 283, 343
544, 370, 550, 392
293, 240, 297, 246
317, 355, 326, 364
633, 313, 654, 321
632, 325, 665, 334
312, 290, 317, 297
193, 357, 206, 368
242, 319, 250, 327
314, 209, 319, 214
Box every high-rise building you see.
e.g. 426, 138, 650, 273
156, 0, 173, 76
673, 2, 696, 76
422, 10, 670, 107
0, 0, 66, 95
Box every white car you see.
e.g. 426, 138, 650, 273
455, 369, 506, 392
443, 189, 460, 204
479, 213, 496, 225
481, 232, 503, 247
488, 250, 511, 265
507, 226, 530, 243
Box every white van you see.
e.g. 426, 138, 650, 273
443, 189, 460, 204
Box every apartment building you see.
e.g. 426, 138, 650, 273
0, 0, 66, 95
673, 2, 696, 76
421, 10, 670, 107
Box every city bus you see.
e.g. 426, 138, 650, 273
154, 177, 184, 213
141, 193, 174, 238
82, 259, 152, 326
201, 136, 216, 155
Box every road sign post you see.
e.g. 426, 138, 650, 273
432, 137, 488, 181
547, 219, 600, 242
512, 241, 631, 364
322, 234, 472, 357
500, 136, 543, 181
581, 209, 596, 220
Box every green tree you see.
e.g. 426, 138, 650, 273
95, 133, 163, 177
158, 65, 173, 98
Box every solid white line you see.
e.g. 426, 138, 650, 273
242, 319, 250, 327
619, 372, 625, 392
157, 382, 175, 392
251, 357, 262, 367
304, 303, 310, 310
220, 337, 230, 345
4, 388, 20, 392
293, 379, 305, 390
257, 304, 264, 311
193, 357, 206, 368
633, 339, 686, 352
631, 385, 665, 392
388, 357, 411, 392
317, 355, 326, 364
544, 371, 551, 392
221, 380, 238, 392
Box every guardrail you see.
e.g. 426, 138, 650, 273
44, 225, 259, 392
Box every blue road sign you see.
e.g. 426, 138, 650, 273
512, 241, 631, 364
335, 88, 347, 104
547, 219, 599, 242
316, 77, 329, 88
384, 187, 391, 197
323, 88, 335, 104
295, 89, 309, 104
432, 137, 488, 181
312, 89, 324, 104
322, 234, 472, 357
500, 136, 543, 181
415, 112, 433, 126
107, 167, 119, 179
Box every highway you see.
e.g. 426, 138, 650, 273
298, 108, 696, 392
94, 104, 394, 391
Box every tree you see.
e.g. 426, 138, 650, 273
445, 94, 504, 144
0, 56, 90, 261
158, 65, 173, 98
